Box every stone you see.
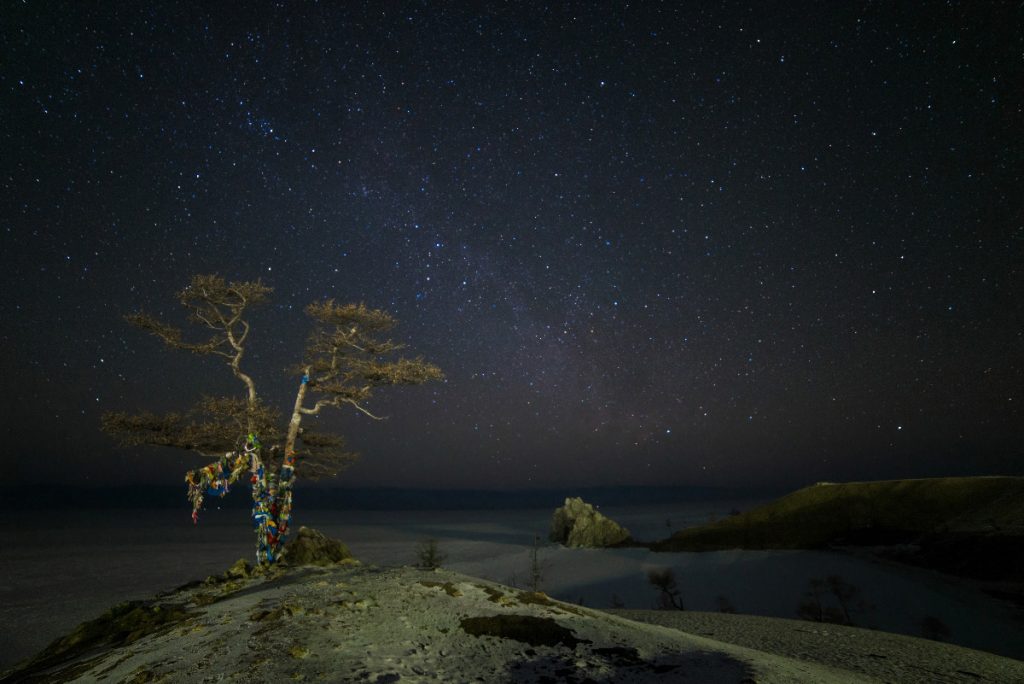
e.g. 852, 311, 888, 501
282, 526, 355, 566
225, 558, 252, 579
549, 497, 631, 548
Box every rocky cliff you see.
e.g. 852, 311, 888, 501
550, 496, 631, 547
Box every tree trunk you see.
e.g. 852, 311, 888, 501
252, 370, 309, 564
248, 442, 272, 564
285, 367, 311, 455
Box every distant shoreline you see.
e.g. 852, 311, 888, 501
0, 484, 781, 511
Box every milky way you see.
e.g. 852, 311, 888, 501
2, 2, 1021, 490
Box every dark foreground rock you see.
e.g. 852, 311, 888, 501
550, 496, 631, 547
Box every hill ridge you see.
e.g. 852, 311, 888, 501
653, 476, 1024, 583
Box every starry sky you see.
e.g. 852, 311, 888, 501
2, 2, 1021, 493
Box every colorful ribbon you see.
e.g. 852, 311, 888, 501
186, 433, 296, 564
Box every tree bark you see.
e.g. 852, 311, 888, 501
285, 366, 311, 455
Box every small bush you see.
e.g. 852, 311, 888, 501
528, 534, 544, 592
647, 568, 685, 610
415, 539, 446, 569
796, 575, 871, 626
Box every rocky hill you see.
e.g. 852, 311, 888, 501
653, 477, 1024, 582
4, 530, 1022, 683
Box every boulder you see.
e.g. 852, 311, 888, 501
550, 497, 631, 548
225, 558, 253, 579
282, 526, 355, 566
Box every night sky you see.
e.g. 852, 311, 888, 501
2, 2, 1021, 493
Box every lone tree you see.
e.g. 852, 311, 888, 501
102, 274, 442, 565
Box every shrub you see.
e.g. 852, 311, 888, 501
415, 539, 446, 569
796, 575, 871, 626
647, 568, 684, 610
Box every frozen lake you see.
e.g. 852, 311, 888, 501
4, 502, 1023, 670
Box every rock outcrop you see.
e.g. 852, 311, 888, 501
282, 526, 356, 566
550, 497, 631, 547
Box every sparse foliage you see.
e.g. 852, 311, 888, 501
796, 575, 871, 626
102, 274, 442, 564
529, 534, 545, 593
797, 578, 828, 623
416, 539, 447, 569
647, 568, 685, 611
507, 534, 548, 591
102, 396, 282, 455
825, 574, 869, 625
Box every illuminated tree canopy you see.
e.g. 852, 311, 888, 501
103, 274, 443, 564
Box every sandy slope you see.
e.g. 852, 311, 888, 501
612, 610, 1024, 684
5, 563, 1021, 683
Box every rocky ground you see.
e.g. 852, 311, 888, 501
4, 556, 1022, 683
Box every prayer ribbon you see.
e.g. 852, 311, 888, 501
186, 433, 296, 564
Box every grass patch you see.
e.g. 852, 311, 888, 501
516, 591, 585, 616
475, 584, 506, 603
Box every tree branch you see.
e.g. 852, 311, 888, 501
345, 399, 387, 420
298, 397, 341, 416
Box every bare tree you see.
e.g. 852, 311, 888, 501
796, 575, 871, 626
528, 534, 545, 593
796, 578, 828, 623
647, 568, 685, 610
415, 539, 447, 569
102, 274, 442, 565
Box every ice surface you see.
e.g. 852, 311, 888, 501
3, 502, 1022, 671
